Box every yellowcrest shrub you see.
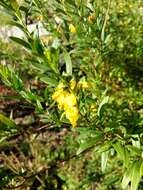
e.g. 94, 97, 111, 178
0, 0, 143, 189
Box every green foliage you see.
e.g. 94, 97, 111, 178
0, 113, 17, 129
0, 0, 143, 189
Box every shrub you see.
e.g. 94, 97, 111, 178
0, 0, 143, 189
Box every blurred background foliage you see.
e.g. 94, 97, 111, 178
0, 0, 143, 189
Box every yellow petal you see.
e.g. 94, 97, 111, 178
90, 104, 97, 112
69, 24, 76, 33
65, 106, 79, 127
64, 93, 77, 109
52, 89, 63, 101
70, 79, 76, 90
57, 82, 65, 90
36, 15, 43, 21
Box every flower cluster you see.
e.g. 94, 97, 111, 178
52, 79, 90, 127
52, 82, 79, 127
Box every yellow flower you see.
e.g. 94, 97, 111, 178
90, 104, 96, 112
64, 93, 77, 109
52, 88, 64, 101
52, 89, 70, 110
52, 82, 65, 104
88, 14, 95, 24
65, 106, 79, 127
78, 81, 89, 89
52, 82, 79, 127
36, 15, 43, 21
56, 82, 65, 90
53, 92, 65, 109
52, 90, 62, 101
70, 79, 76, 90
69, 24, 76, 33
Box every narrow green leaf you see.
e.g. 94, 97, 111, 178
122, 160, 143, 190
104, 34, 111, 44
44, 48, 59, 73
19, 6, 29, 13
112, 142, 124, 157
31, 62, 50, 72
121, 166, 132, 189
101, 151, 109, 172
36, 100, 44, 112
140, 162, 143, 176
97, 96, 109, 117
124, 148, 129, 168
76, 134, 102, 155
0, 114, 17, 129
34, 37, 44, 55
112, 142, 129, 168
130, 160, 142, 190
11, 0, 22, 18
127, 145, 142, 157
0, 1, 12, 11
99, 142, 111, 153
10, 36, 31, 49
12, 74, 24, 91
8, 21, 25, 30
74, 127, 102, 140
20, 90, 43, 103
10, 0, 19, 10
63, 50, 72, 76
0, 65, 11, 87
40, 76, 58, 87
